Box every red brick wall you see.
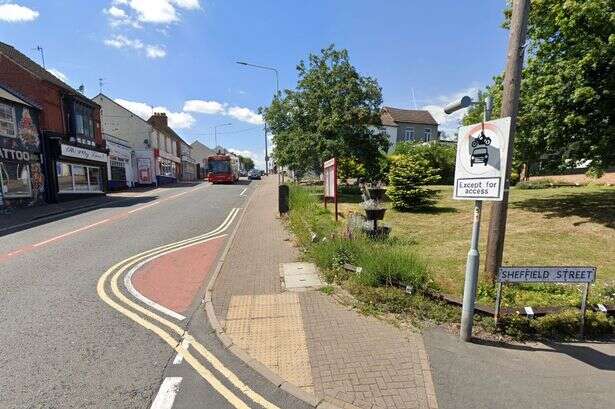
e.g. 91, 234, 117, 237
0, 55, 66, 133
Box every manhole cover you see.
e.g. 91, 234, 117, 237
280, 262, 323, 291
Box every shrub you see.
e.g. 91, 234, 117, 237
393, 141, 456, 184
387, 155, 440, 210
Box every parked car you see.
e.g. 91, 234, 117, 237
248, 169, 261, 180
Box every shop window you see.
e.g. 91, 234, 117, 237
0, 161, 32, 197
0, 102, 17, 138
56, 162, 102, 193
110, 159, 127, 181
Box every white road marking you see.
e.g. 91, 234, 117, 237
239, 188, 247, 196
127, 201, 160, 214
7, 249, 24, 256
150, 377, 182, 409
173, 338, 190, 364
32, 219, 110, 247
123, 209, 239, 321
169, 192, 188, 199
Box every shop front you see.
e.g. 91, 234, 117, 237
180, 156, 197, 181
105, 134, 134, 191
0, 91, 45, 209
50, 143, 108, 201
155, 149, 180, 185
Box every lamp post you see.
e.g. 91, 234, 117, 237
236, 61, 280, 174
214, 123, 232, 149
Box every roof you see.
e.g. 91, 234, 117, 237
380, 111, 397, 127
0, 83, 40, 109
94, 93, 151, 127
382, 106, 438, 126
147, 114, 188, 145
0, 41, 97, 107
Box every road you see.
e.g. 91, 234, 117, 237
0, 180, 309, 409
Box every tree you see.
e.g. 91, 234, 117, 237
465, 0, 615, 175
387, 155, 441, 210
263, 45, 388, 180
393, 141, 457, 184
238, 156, 255, 171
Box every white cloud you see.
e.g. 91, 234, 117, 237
171, 0, 201, 10
0, 3, 39, 22
422, 86, 480, 138
183, 100, 227, 114
129, 0, 178, 23
227, 106, 264, 125
228, 148, 265, 169
114, 98, 195, 129
104, 34, 143, 49
47, 68, 68, 84
106, 5, 126, 18
146, 45, 166, 59
183, 100, 264, 125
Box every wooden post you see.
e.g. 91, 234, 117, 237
579, 283, 590, 339
333, 158, 338, 221
484, 0, 531, 281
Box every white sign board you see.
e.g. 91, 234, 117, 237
323, 158, 336, 198
498, 266, 596, 283
61, 144, 108, 163
453, 117, 511, 201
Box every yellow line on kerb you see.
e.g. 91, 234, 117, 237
96, 209, 282, 409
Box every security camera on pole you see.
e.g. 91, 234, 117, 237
446, 94, 511, 342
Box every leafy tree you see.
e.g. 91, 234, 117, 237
465, 0, 615, 176
337, 158, 365, 185
238, 156, 255, 171
393, 141, 457, 184
387, 155, 441, 210
263, 45, 388, 180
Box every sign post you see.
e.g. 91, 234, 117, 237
323, 158, 338, 221
496, 266, 596, 337
454, 100, 510, 341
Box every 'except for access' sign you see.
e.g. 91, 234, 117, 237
498, 266, 597, 284
453, 117, 511, 201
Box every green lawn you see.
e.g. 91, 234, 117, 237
338, 185, 615, 304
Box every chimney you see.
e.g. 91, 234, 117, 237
148, 112, 168, 128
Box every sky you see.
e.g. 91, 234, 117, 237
0, 0, 510, 168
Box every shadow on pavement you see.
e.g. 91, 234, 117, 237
0, 195, 158, 237
472, 337, 615, 371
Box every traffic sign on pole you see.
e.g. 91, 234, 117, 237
453, 117, 511, 201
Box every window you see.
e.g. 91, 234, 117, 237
56, 162, 102, 193
209, 160, 231, 173
74, 104, 94, 140
0, 102, 17, 138
424, 128, 432, 141
159, 159, 176, 177
110, 158, 127, 181
0, 161, 31, 197
404, 127, 414, 141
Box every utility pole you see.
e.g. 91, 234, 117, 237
264, 123, 269, 174
484, 0, 530, 281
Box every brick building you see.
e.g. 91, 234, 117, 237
0, 41, 108, 205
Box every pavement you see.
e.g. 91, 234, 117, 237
211, 176, 439, 409
423, 327, 615, 409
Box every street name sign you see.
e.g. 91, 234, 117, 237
453, 117, 511, 201
497, 266, 596, 283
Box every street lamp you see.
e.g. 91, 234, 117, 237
214, 123, 232, 149
236, 61, 280, 175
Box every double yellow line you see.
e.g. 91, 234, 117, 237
97, 208, 281, 409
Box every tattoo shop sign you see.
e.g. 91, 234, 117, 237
0, 147, 31, 162
498, 266, 596, 283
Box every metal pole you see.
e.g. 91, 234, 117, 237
579, 283, 590, 339
484, 0, 530, 281
264, 124, 269, 175
494, 282, 503, 325
460, 200, 483, 341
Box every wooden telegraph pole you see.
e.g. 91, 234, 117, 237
485, 0, 531, 281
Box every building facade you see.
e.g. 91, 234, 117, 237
379, 107, 439, 152
0, 85, 45, 208
179, 141, 197, 181
0, 42, 107, 205
147, 113, 182, 185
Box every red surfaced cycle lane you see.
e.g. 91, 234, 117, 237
131, 236, 225, 314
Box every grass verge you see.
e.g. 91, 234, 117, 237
287, 183, 615, 341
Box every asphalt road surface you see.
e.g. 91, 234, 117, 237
0, 180, 310, 409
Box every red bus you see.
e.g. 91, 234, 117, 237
207, 154, 239, 184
